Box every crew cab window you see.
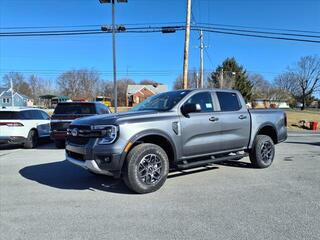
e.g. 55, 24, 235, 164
216, 92, 241, 111
185, 92, 213, 113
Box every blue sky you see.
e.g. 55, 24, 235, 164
0, 0, 319, 91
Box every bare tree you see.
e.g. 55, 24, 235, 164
28, 75, 57, 105
173, 70, 199, 90
139, 80, 162, 85
57, 69, 100, 100
2, 72, 32, 97
275, 55, 320, 110
248, 73, 272, 99
117, 78, 136, 106
101, 78, 135, 106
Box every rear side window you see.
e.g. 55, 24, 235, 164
19, 110, 34, 119
0, 111, 19, 119
216, 92, 241, 111
40, 111, 50, 120
54, 103, 96, 115
30, 110, 44, 119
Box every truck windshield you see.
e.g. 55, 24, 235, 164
130, 90, 192, 112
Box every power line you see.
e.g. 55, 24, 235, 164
2, 21, 319, 35
197, 22, 320, 35
195, 27, 320, 44
0, 22, 185, 30
197, 25, 320, 39
1, 25, 320, 44
204, 48, 214, 69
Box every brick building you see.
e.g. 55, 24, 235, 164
126, 84, 168, 107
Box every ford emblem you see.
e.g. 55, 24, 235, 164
71, 128, 78, 137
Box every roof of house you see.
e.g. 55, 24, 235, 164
0, 87, 8, 93
0, 87, 30, 100
127, 84, 168, 96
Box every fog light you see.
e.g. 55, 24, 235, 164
96, 155, 112, 164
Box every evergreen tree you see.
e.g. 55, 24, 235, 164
207, 57, 253, 102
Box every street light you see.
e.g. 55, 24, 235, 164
99, 0, 128, 113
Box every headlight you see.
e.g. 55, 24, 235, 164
92, 125, 118, 145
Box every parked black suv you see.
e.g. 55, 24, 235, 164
50, 102, 110, 148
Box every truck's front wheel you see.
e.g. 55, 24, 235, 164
249, 135, 275, 168
123, 143, 169, 194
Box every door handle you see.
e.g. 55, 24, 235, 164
239, 115, 247, 120
209, 116, 219, 122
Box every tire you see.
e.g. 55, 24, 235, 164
123, 143, 169, 194
249, 135, 275, 168
54, 140, 65, 149
24, 130, 38, 149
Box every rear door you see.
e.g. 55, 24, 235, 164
212, 91, 251, 151
179, 91, 221, 157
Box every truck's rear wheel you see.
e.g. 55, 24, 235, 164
249, 135, 275, 168
123, 143, 169, 194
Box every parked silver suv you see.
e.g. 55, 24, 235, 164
66, 89, 287, 193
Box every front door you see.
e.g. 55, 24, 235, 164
180, 91, 221, 158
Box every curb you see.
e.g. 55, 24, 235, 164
288, 132, 320, 137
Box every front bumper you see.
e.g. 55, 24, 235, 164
65, 139, 124, 177
66, 154, 114, 176
0, 136, 26, 145
50, 131, 67, 141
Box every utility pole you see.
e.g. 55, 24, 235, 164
10, 78, 14, 107
182, 0, 192, 89
199, 30, 204, 88
220, 68, 224, 89
111, 0, 118, 113
99, 0, 128, 113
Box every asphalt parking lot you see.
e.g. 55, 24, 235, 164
0, 135, 319, 240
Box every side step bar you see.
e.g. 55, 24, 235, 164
176, 153, 248, 170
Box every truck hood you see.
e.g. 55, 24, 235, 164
71, 110, 159, 126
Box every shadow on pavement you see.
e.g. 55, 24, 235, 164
285, 141, 320, 146
0, 144, 21, 150
36, 143, 60, 150
0, 138, 54, 150
215, 160, 253, 168
168, 165, 219, 178
19, 160, 131, 194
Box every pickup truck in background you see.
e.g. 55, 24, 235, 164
50, 102, 110, 148
65, 89, 287, 193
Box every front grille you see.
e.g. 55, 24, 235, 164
67, 125, 91, 145
66, 150, 85, 161
51, 121, 71, 131
67, 136, 90, 145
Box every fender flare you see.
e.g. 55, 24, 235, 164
118, 129, 178, 171
250, 122, 278, 148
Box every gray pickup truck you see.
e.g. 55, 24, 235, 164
66, 89, 287, 193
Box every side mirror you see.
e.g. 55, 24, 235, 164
181, 103, 201, 117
